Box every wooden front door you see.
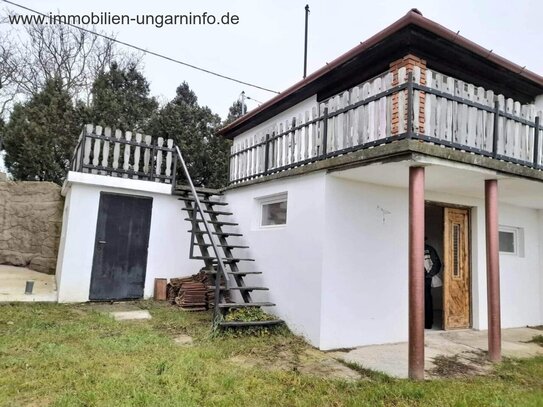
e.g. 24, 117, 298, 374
90, 193, 153, 301
443, 207, 471, 329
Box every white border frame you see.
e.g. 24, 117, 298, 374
257, 192, 288, 229
499, 225, 524, 257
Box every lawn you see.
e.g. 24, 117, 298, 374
1, 302, 542, 406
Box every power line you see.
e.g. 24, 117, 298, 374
2, 0, 280, 94
246, 95, 262, 104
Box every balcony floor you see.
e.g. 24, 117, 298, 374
331, 153, 543, 210
228, 139, 543, 209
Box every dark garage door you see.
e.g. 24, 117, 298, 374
89, 193, 153, 301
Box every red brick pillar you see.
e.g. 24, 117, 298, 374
390, 55, 427, 136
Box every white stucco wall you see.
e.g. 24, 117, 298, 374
319, 177, 410, 349
56, 167, 543, 346
224, 172, 326, 346
539, 209, 543, 324
55, 172, 199, 302
225, 171, 543, 350
319, 180, 542, 349
496, 203, 541, 328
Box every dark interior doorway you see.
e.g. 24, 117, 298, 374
90, 193, 153, 301
425, 203, 444, 330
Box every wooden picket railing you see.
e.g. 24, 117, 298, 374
420, 70, 543, 165
70, 124, 177, 184
229, 68, 543, 184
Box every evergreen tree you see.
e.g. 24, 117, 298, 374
224, 99, 247, 125
3, 79, 80, 183
89, 62, 158, 131
147, 82, 231, 188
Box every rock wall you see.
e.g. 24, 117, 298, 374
0, 179, 63, 274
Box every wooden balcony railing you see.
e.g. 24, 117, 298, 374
229, 68, 543, 184
70, 124, 177, 184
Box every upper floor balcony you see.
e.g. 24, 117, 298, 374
228, 66, 543, 184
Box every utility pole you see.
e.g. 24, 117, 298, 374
303, 4, 310, 79
241, 91, 246, 115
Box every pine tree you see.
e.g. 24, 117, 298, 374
89, 62, 158, 132
3, 79, 80, 183
147, 82, 231, 188
224, 99, 247, 125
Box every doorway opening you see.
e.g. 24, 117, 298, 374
425, 203, 444, 330
425, 202, 472, 330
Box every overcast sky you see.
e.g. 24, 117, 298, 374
2, 0, 542, 121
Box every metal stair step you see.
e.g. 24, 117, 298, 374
174, 186, 222, 196
228, 271, 262, 275
204, 270, 263, 276
178, 197, 228, 206
218, 302, 275, 308
193, 243, 250, 249
192, 256, 255, 263
187, 230, 243, 237
218, 320, 283, 328
183, 218, 238, 226
182, 208, 233, 216
209, 286, 269, 291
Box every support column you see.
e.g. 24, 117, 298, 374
408, 166, 425, 380
485, 179, 502, 362
390, 54, 427, 136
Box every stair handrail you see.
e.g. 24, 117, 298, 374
174, 146, 228, 324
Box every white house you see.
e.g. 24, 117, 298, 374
56, 10, 543, 379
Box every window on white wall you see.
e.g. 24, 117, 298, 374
499, 226, 524, 256
258, 193, 288, 227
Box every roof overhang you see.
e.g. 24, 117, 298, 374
219, 9, 543, 139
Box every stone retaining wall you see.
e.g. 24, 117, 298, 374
0, 179, 63, 274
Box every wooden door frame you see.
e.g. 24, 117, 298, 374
425, 200, 473, 329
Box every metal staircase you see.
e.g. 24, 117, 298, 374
173, 147, 282, 329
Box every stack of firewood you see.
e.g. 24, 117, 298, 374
167, 268, 228, 311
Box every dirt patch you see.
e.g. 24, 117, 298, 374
77, 302, 147, 314
173, 334, 193, 346
229, 345, 361, 381
428, 351, 491, 378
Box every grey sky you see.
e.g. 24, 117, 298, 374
2, 0, 543, 119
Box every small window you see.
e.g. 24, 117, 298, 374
259, 193, 288, 227
499, 226, 523, 256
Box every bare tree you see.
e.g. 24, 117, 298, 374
0, 11, 141, 110
0, 32, 19, 119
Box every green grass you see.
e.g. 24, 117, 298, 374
0, 302, 542, 406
